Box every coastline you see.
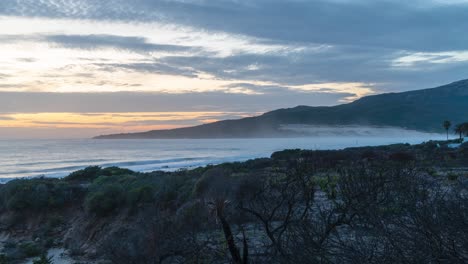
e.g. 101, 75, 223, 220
0, 135, 445, 182
0, 139, 467, 263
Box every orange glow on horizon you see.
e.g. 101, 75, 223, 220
0, 112, 257, 133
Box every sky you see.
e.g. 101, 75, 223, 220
0, 0, 467, 138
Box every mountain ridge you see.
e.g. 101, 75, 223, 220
94, 79, 468, 139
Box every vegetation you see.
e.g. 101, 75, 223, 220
19, 242, 41, 258
454, 122, 468, 139
85, 182, 126, 216
33, 254, 53, 264
0, 254, 8, 264
0, 141, 467, 263
0, 178, 76, 211
64, 166, 133, 182
443, 120, 451, 140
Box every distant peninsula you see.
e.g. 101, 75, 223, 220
94, 79, 468, 139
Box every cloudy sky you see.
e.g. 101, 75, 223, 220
0, 0, 467, 138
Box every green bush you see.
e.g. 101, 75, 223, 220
314, 175, 338, 199
426, 167, 438, 177
0, 178, 72, 211
0, 254, 8, 264
128, 185, 155, 205
3, 241, 16, 249
19, 242, 41, 258
33, 254, 53, 264
46, 215, 64, 228
389, 151, 415, 162
271, 149, 303, 161
100, 166, 134, 176
85, 184, 126, 216
447, 173, 459, 181
65, 166, 134, 182
64, 166, 102, 182
0, 167, 196, 217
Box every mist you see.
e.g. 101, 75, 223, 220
279, 124, 446, 139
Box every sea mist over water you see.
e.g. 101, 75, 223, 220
279, 125, 439, 137
0, 127, 445, 182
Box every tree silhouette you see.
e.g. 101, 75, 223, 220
454, 122, 468, 140
194, 167, 248, 264
443, 120, 451, 140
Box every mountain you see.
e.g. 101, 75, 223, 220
95, 79, 468, 139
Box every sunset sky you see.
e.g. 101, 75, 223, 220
1, 0, 468, 138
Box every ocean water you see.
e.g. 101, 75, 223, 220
0, 134, 444, 182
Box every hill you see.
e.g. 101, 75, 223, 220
95, 79, 468, 139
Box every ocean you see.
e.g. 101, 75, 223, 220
0, 134, 444, 182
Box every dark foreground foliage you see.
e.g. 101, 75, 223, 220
0, 140, 467, 263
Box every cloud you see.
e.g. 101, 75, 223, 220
392, 51, 468, 67
0, 84, 25, 89
139, 0, 468, 52
29, 119, 197, 127
45, 34, 200, 53
0, 115, 14, 121
96, 62, 198, 78
0, 91, 353, 113
0, 0, 467, 108
2, 1, 468, 52
4, 0, 467, 52
0, 33, 203, 54
158, 47, 468, 91
0, 73, 11, 79
4, 0, 468, 140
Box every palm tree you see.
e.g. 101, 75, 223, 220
207, 199, 244, 264
454, 123, 468, 140
443, 120, 451, 140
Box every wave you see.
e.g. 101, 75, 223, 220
0, 157, 215, 179
0, 136, 444, 182
12, 158, 110, 167
0, 165, 90, 176
99, 157, 210, 168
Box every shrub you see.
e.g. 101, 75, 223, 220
389, 151, 415, 163
314, 175, 338, 199
447, 173, 459, 181
1, 180, 45, 210
85, 173, 162, 215
460, 142, 468, 154
361, 150, 379, 160
153, 174, 197, 209
100, 167, 134, 176
271, 149, 303, 160
0, 178, 72, 211
3, 241, 16, 249
85, 184, 125, 216
0, 254, 8, 264
65, 166, 134, 182
19, 242, 41, 258
426, 167, 438, 177
33, 254, 53, 264
128, 185, 155, 205
64, 166, 102, 182
47, 215, 64, 228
